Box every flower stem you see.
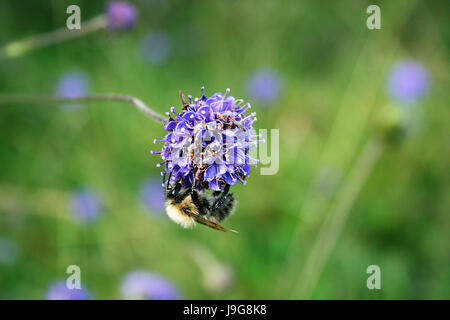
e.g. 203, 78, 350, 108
0, 93, 167, 124
0, 15, 107, 61
291, 137, 385, 299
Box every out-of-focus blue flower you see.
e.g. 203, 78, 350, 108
107, 1, 137, 31
55, 70, 90, 109
46, 281, 91, 300
121, 270, 181, 300
387, 60, 430, 104
0, 237, 19, 266
152, 87, 259, 191
246, 69, 282, 105
69, 189, 103, 223
139, 178, 165, 214
139, 31, 171, 65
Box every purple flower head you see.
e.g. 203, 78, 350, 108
139, 178, 165, 214
139, 31, 171, 65
152, 87, 259, 191
70, 189, 103, 223
387, 60, 430, 104
55, 70, 90, 109
121, 270, 181, 300
107, 1, 137, 31
246, 69, 282, 105
46, 281, 91, 300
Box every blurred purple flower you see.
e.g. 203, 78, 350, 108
70, 189, 103, 223
121, 270, 181, 300
0, 237, 19, 266
246, 69, 282, 105
153, 87, 259, 191
46, 281, 91, 300
387, 60, 430, 104
107, 1, 137, 31
139, 178, 165, 214
55, 70, 90, 109
139, 31, 171, 65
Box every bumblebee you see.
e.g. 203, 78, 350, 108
162, 91, 238, 233
164, 177, 237, 233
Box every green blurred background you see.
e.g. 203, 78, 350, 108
0, 0, 449, 299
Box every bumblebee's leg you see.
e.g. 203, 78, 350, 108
165, 171, 173, 191
171, 182, 193, 204
210, 192, 235, 222
189, 174, 207, 215
190, 190, 209, 216
162, 172, 167, 187
211, 184, 230, 211
170, 181, 181, 197
191, 175, 196, 192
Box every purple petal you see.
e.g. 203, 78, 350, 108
205, 165, 217, 182
208, 179, 221, 191
163, 121, 177, 131
223, 172, 238, 185
241, 164, 250, 175
218, 164, 228, 175
197, 106, 213, 121
182, 111, 197, 123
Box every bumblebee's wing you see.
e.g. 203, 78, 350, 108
183, 208, 238, 233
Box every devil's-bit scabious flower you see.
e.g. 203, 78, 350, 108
139, 178, 165, 214
152, 87, 259, 191
387, 60, 430, 105
55, 70, 90, 109
139, 31, 171, 65
107, 1, 137, 31
246, 69, 282, 105
46, 281, 92, 300
121, 271, 181, 300
69, 189, 103, 223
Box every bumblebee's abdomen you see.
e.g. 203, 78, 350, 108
211, 193, 236, 222
165, 201, 196, 228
